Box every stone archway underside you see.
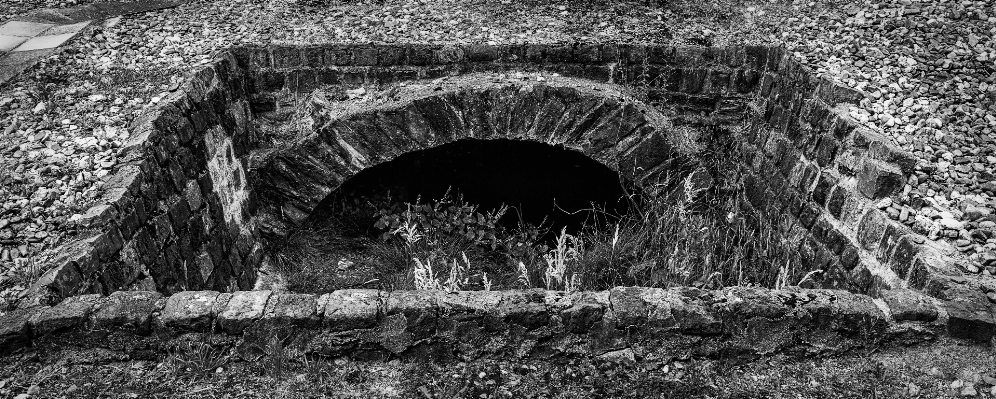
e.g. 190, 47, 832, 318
252, 73, 700, 224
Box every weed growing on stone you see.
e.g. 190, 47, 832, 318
274, 175, 803, 291
160, 339, 231, 378
564, 189, 802, 290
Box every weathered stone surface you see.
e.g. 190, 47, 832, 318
831, 291, 889, 332
261, 293, 318, 327
556, 291, 606, 333
318, 289, 381, 331
857, 158, 904, 199
857, 209, 888, 251
0, 308, 38, 353
497, 289, 548, 329
218, 290, 271, 333
30, 294, 102, 335
159, 290, 220, 330
881, 289, 937, 322
92, 291, 164, 331
944, 300, 996, 342
440, 290, 502, 316
609, 287, 649, 328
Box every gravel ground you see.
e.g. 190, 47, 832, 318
0, 0, 994, 303
0, 336, 994, 398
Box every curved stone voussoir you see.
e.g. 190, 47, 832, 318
256, 73, 694, 221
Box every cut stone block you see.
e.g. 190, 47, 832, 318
881, 289, 937, 322
0, 308, 37, 353
217, 290, 271, 333
0, 21, 55, 37
261, 293, 317, 327
30, 294, 102, 335
944, 300, 996, 342
13, 33, 78, 51
159, 291, 220, 330
0, 35, 29, 52
318, 290, 381, 331
92, 291, 164, 331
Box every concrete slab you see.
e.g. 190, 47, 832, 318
13, 33, 78, 51
0, 35, 29, 52
0, 21, 56, 37
38, 21, 91, 36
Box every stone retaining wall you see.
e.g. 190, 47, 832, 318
234, 43, 969, 297
1, 287, 979, 359
20, 52, 262, 307
9, 43, 992, 354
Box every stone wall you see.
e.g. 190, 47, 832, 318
20, 52, 262, 307
0, 286, 966, 359
10, 43, 991, 355
234, 43, 969, 297
736, 53, 967, 300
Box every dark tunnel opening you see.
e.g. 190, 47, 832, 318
309, 138, 642, 240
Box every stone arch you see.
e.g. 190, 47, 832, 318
254, 73, 700, 224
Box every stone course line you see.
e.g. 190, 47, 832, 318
0, 287, 976, 359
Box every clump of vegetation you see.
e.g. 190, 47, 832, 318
274, 174, 807, 292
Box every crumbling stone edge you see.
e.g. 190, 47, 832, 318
1, 286, 992, 360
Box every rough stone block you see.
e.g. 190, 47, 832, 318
261, 293, 318, 327
496, 289, 548, 329
377, 45, 406, 65
557, 292, 606, 333
875, 223, 909, 265
159, 291, 220, 330
944, 301, 996, 342
217, 290, 271, 333
834, 244, 857, 273
609, 287, 649, 328
29, 294, 101, 335
857, 210, 888, 251
826, 186, 847, 220
433, 45, 465, 64
271, 46, 302, 69
811, 173, 838, 206
318, 289, 381, 331
887, 235, 922, 279
0, 308, 37, 354
880, 289, 937, 322
92, 291, 163, 331
857, 158, 904, 199
830, 291, 889, 332
669, 291, 721, 335
441, 290, 502, 316
574, 44, 599, 63
382, 290, 440, 339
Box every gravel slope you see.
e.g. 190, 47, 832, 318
0, 0, 994, 304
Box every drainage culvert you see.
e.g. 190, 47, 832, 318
3, 44, 993, 361
257, 76, 806, 295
